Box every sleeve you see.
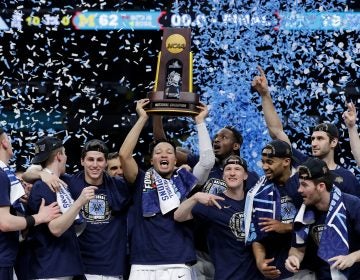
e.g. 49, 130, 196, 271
292, 149, 308, 166
61, 173, 80, 200
192, 203, 211, 222
114, 176, 133, 207
0, 172, 11, 206
192, 122, 216, 185
245, 170, 260, 191
27, 181, 56, 214
61, 173, 72, 186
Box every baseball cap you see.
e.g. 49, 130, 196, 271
262, 139, 292, 158
223, 155, 248, 172
81, 139, 109, 159
32, 136, 63, 164
313, 123, 339, 138
297, 157, 332, 180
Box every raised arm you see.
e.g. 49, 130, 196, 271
152, 115, 167, 140
48, 186, 97, 237
174, 192, 224, 222
252, 66, 290, 145
119, 99, 149, 184
192, 103, 216, 185
342, 102, 360, 166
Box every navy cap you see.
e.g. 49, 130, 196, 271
223, 155, 248, 172
262, 140, 292, 158
313, 123, 339, 138
298, 157, 332, 180
32, 137, 63, 164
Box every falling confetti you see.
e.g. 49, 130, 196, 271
0, 0, 359, 177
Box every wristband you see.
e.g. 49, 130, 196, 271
25, 215, 35, 229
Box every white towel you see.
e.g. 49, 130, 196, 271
153, 170, 180, 214
0, 160, 25, 205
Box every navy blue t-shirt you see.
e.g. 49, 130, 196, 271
293, 193, 360, 279
128, 169, 196, 265
193, 193, 264, 280
0, 170, 19, 268
188, 153, 259, 255
293, 149, 360, 197
256, 174, 303, 280
27, 180, 84, 278
63, 171, 131, 276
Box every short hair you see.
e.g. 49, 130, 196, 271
81, 139, 109, 159
40, 147, 64, 168
149, 138, 177, 156
224, 126, 243, 146
107, 152, 119, 160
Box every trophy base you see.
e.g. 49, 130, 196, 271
145, 91, 199, 116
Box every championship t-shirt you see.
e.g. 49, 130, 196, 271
63, 171, 131, 276
193, 193, 264, 280
27, 180, 84, 278
128, 169, 196, 265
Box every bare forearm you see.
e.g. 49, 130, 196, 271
0, 214, 27, 231
152, 115, 167, 140
349, 250, 360, 263
348, 125, 360, 166
261, 93, 290, 143
119, 115, 147, 183
288, 246, 305, 263
22, 165, 43, 183
48, 199, 83, 237
282, 222, 293, 233
0, 209, 45, 232
119, 115, 148, 160
174, 195, 197, 222
252, 241, 266, 265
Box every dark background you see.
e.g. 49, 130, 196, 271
0, 0, 359, 174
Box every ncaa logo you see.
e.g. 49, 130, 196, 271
166, 34, 186, 54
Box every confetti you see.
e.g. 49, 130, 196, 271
0, 0, 358, 176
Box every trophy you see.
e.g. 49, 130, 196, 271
145, 28, 199, 115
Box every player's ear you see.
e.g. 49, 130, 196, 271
233, 143, 240, 152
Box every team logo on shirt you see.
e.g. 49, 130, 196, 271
334, 176, 344, 184
82, 194, 111, 224
203, 178, 227, 195
229, 211, 245, 241
280, 195, 297, 223
311, 224, 325, 245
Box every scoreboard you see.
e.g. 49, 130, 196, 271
1, 10, 359, 31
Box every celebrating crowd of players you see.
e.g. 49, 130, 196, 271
1, 68, 360, 280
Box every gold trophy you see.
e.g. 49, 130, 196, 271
145, 27, 199, 115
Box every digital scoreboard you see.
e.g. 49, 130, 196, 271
0, 10, 359, 31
